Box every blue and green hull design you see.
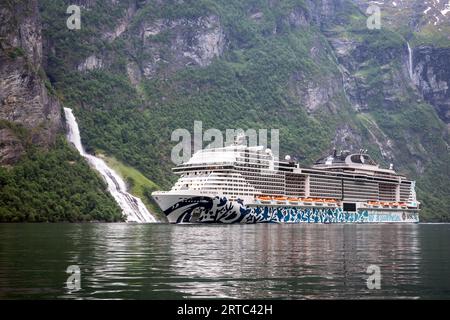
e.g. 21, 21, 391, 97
157, 195, 420, 224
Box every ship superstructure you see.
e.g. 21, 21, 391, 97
152, 143, 420, 224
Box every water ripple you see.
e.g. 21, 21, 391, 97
0, 223, 450, 299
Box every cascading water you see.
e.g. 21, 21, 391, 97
407, 42, 414, 81
64, 107, 157, 223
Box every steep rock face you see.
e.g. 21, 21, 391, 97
323, 18, 438, 170
413, 46, 450, 124
289, 72, 342, 113
348, 0, 450, 126
0, 0, 62, 164
0, 128, 25, 165
102, 0, 138, 42
305, 0, 343, 26
329, 33, 412, 111
331, 124, 363, 152
279, 6, 310, 30
136, 14, 225, 79
349, 0, 443, 31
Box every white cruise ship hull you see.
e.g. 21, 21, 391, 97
152, 193, 420, 224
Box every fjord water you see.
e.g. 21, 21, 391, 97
0, 224, 449, 299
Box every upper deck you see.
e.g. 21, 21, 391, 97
173, 145, 405, 180
167, 143, 418, 206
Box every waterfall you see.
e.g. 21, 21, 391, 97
407, 42, 414, 81
64, 107, 157, 223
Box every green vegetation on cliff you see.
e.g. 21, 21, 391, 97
32, 0, 450, 222
0, 133, 123, 222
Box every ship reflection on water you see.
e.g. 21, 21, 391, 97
1, 223, 449, 299
167, 224, 423, 299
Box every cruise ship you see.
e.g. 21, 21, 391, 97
152, 139, 420, 224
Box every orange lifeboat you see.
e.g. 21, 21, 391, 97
325, 199, 337, 206
257, 196, 272, 202
314, 199, 325, 205
371, 201, 381, 207
301, 198, 314, 205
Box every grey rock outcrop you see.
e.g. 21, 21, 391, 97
413, 46, 450, 123
0, 0, 62, 165
138, 14, 226, 79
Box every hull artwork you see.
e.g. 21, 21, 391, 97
157, 195, 420, 224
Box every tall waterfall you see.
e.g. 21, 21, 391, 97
407, 42, 414, 81
64, 107, 157, 223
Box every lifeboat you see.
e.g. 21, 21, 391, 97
370, 201, 381, 208
314, 199, 325, 206
288, 198, 299, 204
302, 198, 314, 205
325, 199, 337, 206
391, 202, 399, 207
274, 196, 288, 204
257, 196, 273, 203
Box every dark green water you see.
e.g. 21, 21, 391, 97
0, 223, 449, 299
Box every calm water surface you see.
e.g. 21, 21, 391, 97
0, 223, 449, 299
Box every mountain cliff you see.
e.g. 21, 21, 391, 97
0, 0, 122, 222
1, 0, 449, 221
0, 0, 61, 164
